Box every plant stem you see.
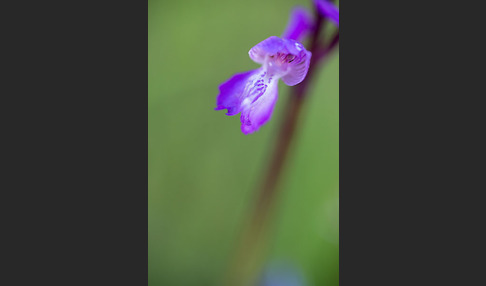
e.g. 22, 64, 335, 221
250, 5, 327, 245
225, 9, 339, 286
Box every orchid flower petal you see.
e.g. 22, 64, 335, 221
282, 7, 313, 42
248, 36, 285, 64
240, 78, 279, 135
281, 41, 312, 86
249, 37, 312, 86
314, 0, 339, 27
215, 70, 256, 116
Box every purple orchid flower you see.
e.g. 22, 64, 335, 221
314, 0, 339, 26
215, 36, 311, 134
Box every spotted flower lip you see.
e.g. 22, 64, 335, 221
314, 0, 339, 26
215, 36, 311, 134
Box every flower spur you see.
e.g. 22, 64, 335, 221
215, 36, 311, 134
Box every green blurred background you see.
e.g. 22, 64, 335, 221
148, 0, 338, 285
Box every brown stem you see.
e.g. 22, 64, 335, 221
225, 8, 339, 286
250, 3, 327, 235
315, 31, 339, 61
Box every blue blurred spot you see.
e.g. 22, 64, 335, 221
259, 262, 307, 286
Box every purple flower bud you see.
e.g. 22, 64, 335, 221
282, 7, 313, 42
314, 0, 339, 27
215, 36, 311, 135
